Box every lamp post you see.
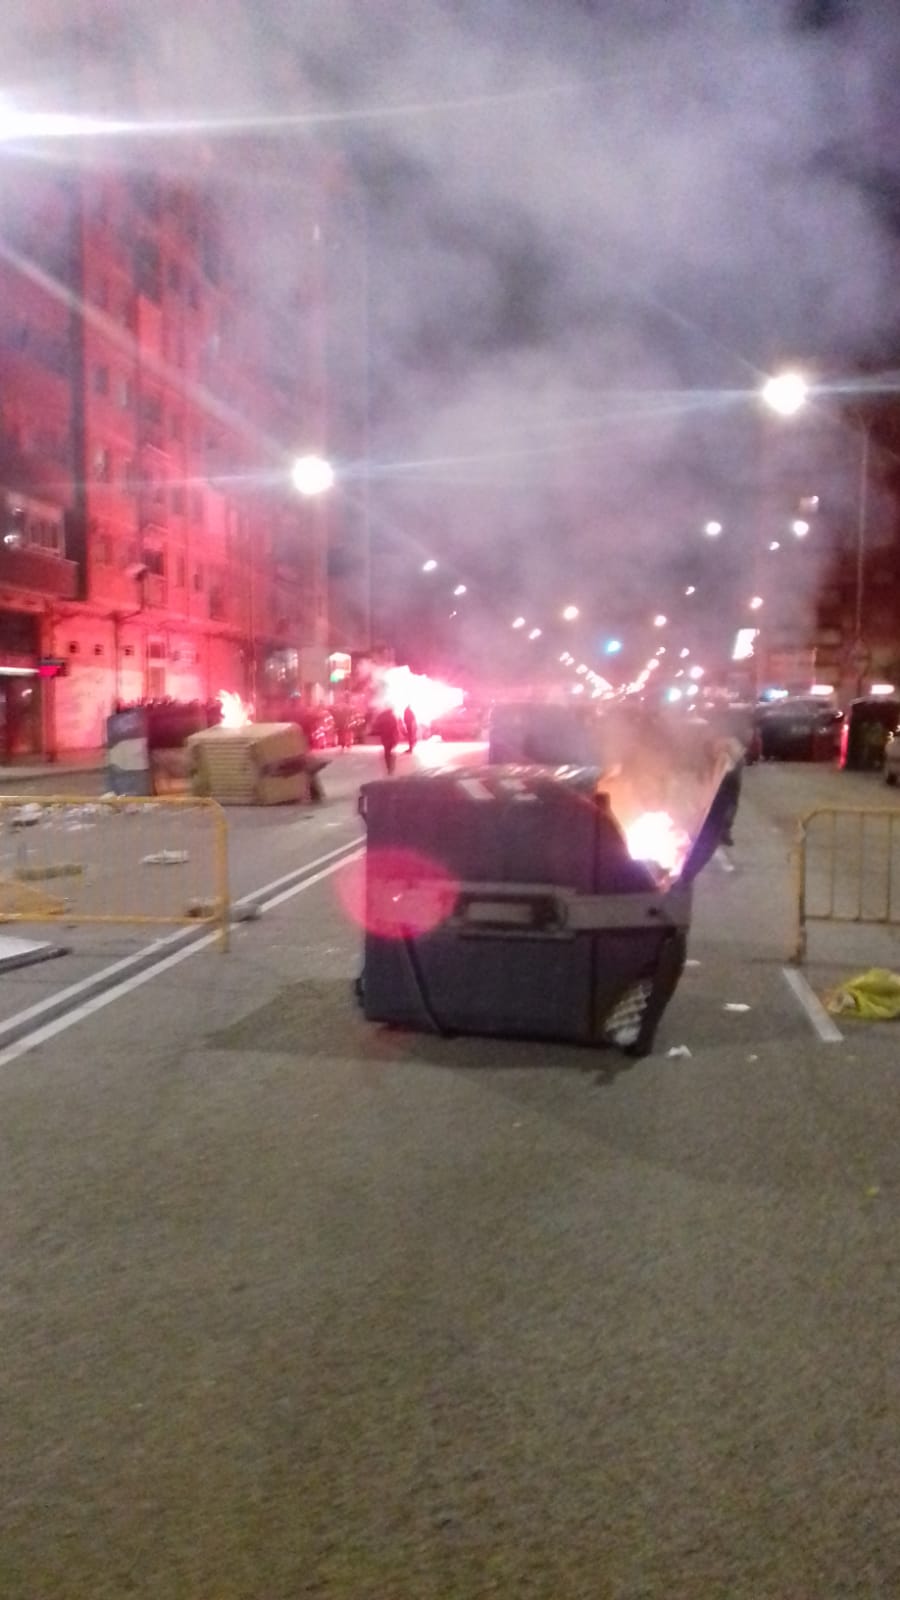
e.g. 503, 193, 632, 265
761, 371, 874, 700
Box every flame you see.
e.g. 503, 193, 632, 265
217, 690, 252, 729
624, 811, 691, 876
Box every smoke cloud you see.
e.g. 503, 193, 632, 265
5, 0, 900, 679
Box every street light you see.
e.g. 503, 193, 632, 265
453, 584, 467, 596
291, 453, 335, 497
528, 627, 542, 640
653, 614, 667, 628
703, 520, 723, 537
512, 616, 526, 629
422, 559, 438, 572
684, 585, 696, 596
749, 595, 764, 611
791, 519, 810, 538
562, 604, 579, 622
761, 370, 809, 418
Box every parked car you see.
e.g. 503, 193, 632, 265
756, 697, 843, 762
884, 731, 900, 786
431, 704, 487, 741
260, 698, 338, 748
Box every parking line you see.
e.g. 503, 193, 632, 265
0, 835, 363, 1047
0, 846, 365, 1068
782, 966, 844, 1043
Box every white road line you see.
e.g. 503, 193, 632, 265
782, 966, 844, 1044
0, 847, 364, 1068
0, 835, 363, 1043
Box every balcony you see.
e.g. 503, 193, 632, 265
0, 542, 78, 598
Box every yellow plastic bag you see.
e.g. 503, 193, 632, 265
827, 969, 900, 1020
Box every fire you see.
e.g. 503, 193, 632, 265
217, 690, 252, 729
624, 811, 691, 877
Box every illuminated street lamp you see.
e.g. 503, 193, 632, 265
291, 453, 335, 497
684, 585, 696, 596
453, 584, 467, 596
679, 647, 690, 659
512, 616, 526, 629
562, 604, 579, 621
791, 519, 810, 538
528, 627, 542, 640
703, 520, 723, 537
761, 370, 809, 418
749, 595, 764, 611
422, 558, 438, 573
653, 614, 667, 628
769, 540, 781, 552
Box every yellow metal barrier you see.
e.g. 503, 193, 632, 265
795, 805, 900, 963
0, 795, 230, 949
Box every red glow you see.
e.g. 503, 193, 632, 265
336, 846, 459, 940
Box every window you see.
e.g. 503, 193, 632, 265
147, 637, 166, 699
176, 556, 186, 588
169, 411, 183, 441
93, 446, 111, 482
192, 566, 204, 592
93, 365, 110, 396
3, 495, 65, 556
117, 376, 132, 409
142, 548, 166, 578
191, 490, 204, 523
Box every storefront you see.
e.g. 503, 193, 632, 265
0, 611, 42, 763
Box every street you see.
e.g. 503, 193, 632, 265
1, 750, 899, 1598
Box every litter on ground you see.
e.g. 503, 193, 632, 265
666, 1045, 693, 1059
827, 969, 900, 1021
141, 850, 189, 866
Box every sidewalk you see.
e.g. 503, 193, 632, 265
0, 755, 106, 786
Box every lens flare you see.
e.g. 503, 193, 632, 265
336, 847, 458, 940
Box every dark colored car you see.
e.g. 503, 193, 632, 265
431, 704, 487, 741
756, 697, 843, 762
839, 697, 900, 772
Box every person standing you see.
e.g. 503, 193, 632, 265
402, 705, 418, 754
373, 706, 401, 775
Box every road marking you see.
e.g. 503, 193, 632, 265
0, 835, 363, 1046
0, 846, 365, 1067
782, 966, 844, 1043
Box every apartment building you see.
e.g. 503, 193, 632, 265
0, 140, 334, 758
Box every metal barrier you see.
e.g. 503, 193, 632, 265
795, 805, 900, 963
0, 795, 230, 948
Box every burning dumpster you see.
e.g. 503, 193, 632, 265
355, 761, 733, 1057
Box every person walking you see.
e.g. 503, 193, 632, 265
402, 705, 418, 754
373, 706, 401, 775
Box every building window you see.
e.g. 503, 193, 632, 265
93, 447, 111, 482
169, 411, 183, 441
147, 638, 166, 699
93, 365, 110, 396
142, 548, 166, 578
117, 376, 132, 409
191, 490, 204, 523
93, 643, 104, 657
192, 566, 204, 592
176, 556, 186, 588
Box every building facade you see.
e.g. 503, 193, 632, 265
0, 143, 336, 759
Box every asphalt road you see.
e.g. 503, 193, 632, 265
1, 752, 899, 1598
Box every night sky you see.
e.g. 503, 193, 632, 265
5, 0, 900, 681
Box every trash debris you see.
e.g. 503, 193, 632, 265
685, 958, 701, 968
141, 849, 189, 866
747, 1054, 759, 1063
666, 1045, 693, 1059
864, 1185, 881, 1200
826, 969, 900, 1021
724, 1002, 751, 1013
10, 804, 43, 827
